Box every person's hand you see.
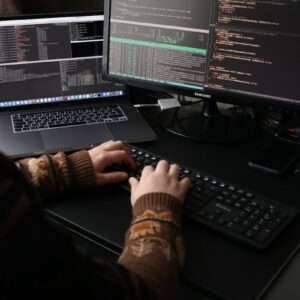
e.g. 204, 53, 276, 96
88, 140, 135, 186
129, 160, 191, 207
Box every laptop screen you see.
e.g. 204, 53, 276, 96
0, 12, 125, 108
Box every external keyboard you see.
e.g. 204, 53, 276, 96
11, 104, 128, 133
126, 145, 298, 249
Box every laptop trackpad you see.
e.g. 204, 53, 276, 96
41, 125, 113, 153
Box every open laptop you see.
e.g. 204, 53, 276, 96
0, 12, 156, 158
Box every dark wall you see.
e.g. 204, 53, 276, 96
0, 0, 103, 16
20, 0, 103, 14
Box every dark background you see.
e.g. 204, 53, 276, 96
20, 0, 103, 14
1, 0, 103, 16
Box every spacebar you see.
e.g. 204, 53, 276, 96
49, 122, 86, 128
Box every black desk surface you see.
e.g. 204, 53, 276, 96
47, 107, 300, 300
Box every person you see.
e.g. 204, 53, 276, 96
0, 4, 190, 298
0, 140, 190, 299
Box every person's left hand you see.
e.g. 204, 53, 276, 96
88, 140, 136, 186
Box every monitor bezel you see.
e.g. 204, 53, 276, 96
102, 0, 300, 110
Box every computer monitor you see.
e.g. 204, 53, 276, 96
103, 0, 300, 142
0, 12, 125, 109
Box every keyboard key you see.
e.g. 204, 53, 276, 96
228, 185, 236, 192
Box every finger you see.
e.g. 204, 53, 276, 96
129, 177, 139, 190
97, 172, 128, 186
155, 160, 169, 174
95, 141, 136, 169
101, 140, 124, 151
103, 150, 135, 169
89, 141, 117, 157
180, 177, 192, 192
141, 165, 154, 178
102, 141, 132, 160
118, 142, 136, 169
98, 140, 116, 149
168, 163, 180, 179
106, 143, 136, 169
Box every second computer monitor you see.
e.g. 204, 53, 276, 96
103, 0, 300, 107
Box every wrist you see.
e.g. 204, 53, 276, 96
132, 192, 183, 227
67, 150, 96, 189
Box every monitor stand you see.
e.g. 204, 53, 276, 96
159, 99, 257, 143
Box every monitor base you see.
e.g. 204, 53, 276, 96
159, 100, 257, 143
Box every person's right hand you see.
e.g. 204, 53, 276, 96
129, 160, 191, 207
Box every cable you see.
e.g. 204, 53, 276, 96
133, 104, 159, 108
134, 98, 181, 111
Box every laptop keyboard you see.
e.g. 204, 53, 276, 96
11, 104, 128, 133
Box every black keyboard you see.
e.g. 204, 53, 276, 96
126, 145, 298, 249
11, 104, 128, 133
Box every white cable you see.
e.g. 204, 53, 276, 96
134, 98, 181, 111
133, 104, 159, 108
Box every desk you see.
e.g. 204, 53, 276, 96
47, 106, 300, 300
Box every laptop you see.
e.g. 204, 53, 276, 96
0, 12, 156, 158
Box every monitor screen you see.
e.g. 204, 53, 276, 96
104, 0, 300, 106
0, 12, 125, 108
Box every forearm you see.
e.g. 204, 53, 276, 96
119, 193, 184, 300
0, 152, 147, 297
17, 150, 96, 198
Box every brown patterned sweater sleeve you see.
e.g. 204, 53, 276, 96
0, 151, 184, 299
17, 150, 96, 196
119, 192, 185, 300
